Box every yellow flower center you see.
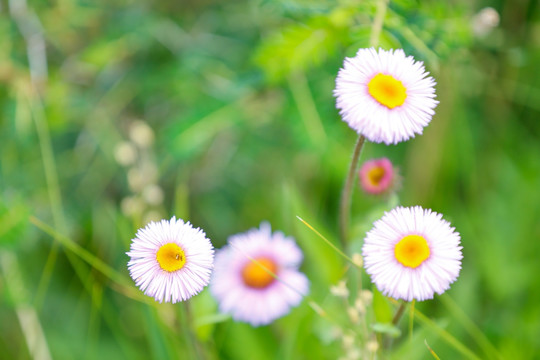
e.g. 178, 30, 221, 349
394, 235, 430, 268
156, 243, 186, 272
367, 166, 385, 186
367, 73, 407, 109
242, 257, 278, 289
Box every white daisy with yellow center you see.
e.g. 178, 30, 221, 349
334, 48, 438, 145
362, 206, 462, 301
127, 217, 214, 303
210, 223, 309, 326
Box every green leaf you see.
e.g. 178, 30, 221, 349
0, 201, 30, 249
372, 287, 393, 323
372, 322, 402, 337
254, 9, 354, 82
190, 288, 220, 342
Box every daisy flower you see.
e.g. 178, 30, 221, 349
334, 48, 438, 145
359, 157, 398, 195
210, 223, 309, 326
127, 217, 214, 303
362, 206, 462, 301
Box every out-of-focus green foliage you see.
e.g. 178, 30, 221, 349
1, 0, 540, 359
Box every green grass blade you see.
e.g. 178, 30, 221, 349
30, 216, 146, 302
439, 295, 503, 360
413, 307, 481, 360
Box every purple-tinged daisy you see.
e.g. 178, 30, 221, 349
127, 217, 214, 303
362, 206, 462, 301
210, 223, 309, 326
334, 48, 438, 145
359, 157, 398, 195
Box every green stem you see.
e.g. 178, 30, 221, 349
409, 299, 415, 341
384, 301, 407, 350
392, 301, 407, 326
338, 135, 366, 244
181, 302, 206, 360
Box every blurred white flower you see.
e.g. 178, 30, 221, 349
366, 340, 379, 353
472, 7, 500, 37
330, 280, 349, 298
354, 297, 366, 314
142, 184, 164, 206
347, 307, 360, 324
342, 333, 355, 350
351, 253, 363, 267
359, 289, 373, 305
120, 196, 145, 216
114, 141, 137, 166
129, 120, 155, 148
142, 210, 164, 225
127, 162, 158, 192
210, 223, 309, 326
127, 168, 145, 192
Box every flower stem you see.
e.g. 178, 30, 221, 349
409, 299, 416, 341
392, 301, 407, 326
383, 301, 407, 350
180, 302, 207, 360
339, 135, 366, 245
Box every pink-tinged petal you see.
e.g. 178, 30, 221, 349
362, 206, 462, 301
126, 217, 214, 303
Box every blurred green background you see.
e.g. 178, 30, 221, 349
1, 0, 539, 359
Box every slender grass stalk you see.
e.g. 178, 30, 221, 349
30, 94, 66, 309
385, 297, 481, 359
288, 71, 327, 146
424, 339, 442, 360
29, 216, 151, 303
9, 0, 79, 310
297, 216, 359, 267
412, 307, 482, 360
0, 251, 52, 360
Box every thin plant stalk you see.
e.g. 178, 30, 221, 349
408, 299, 416, 341
384, 301, 407, 350
392, 301, 407, 325
338, 135, 366, 244
181, 302, 206, 360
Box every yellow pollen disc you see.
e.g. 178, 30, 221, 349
367, 73, 407, 109
242, 257, 278, 289
367, 166, 385, 186
394, 235, 430, 268
156, 243, 186, 272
